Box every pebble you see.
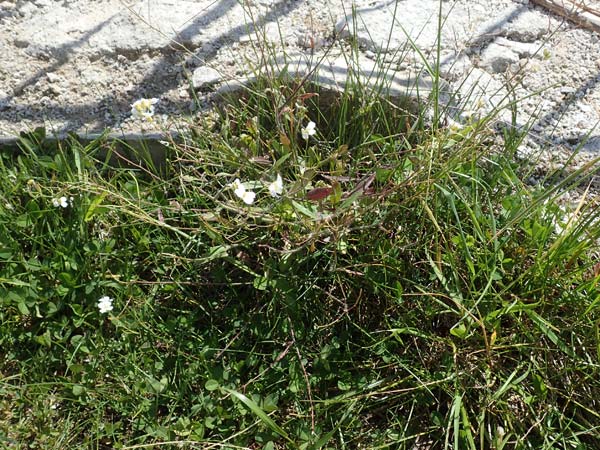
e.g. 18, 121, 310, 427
191, 66, 223, 90
46, 72, 61, 83
479, 43, 519, 74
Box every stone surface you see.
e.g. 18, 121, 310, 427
479, 42, 520, 73
454, 67, 510, 118
504, 9, 551, 42
1, 0, 600, 170
217, 53, 439, 110
13, 0, 256, 58
494, 37, 543, 58
192, 66, 223, 90
335, 0, 473, 52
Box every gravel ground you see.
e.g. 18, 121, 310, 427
1, 0, 600, 176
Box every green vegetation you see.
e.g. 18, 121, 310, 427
1, 38, 600, 450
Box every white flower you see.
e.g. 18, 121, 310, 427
52, 196, 69, 208
268, 174, 283, 197
239, 190, 256, 205
446, 117, 464, 132
131, 98, 159, 121
97, 296, 114, 314
301, 121, 316, 140
230, 178, 256, 205
52, 196, 74, 208
231, 178, 246, 197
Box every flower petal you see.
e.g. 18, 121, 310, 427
241, 191, 256, 205
268, 174, 283, 197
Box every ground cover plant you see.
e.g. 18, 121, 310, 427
2, 15, 600, 450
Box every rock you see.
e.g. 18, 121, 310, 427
80, 67, 107, 86
0, 0, 599, 169
216, 53, 443, 113
476, 36, 543, 75
46, 84, 62, 97
456, 68, 509, 117
580, 136, 600, 153
0, 89, 8, 109
46, 72, 61, 83
335, 0, 472, 53
192, 66, 222, 90
264, 22, 283, 43
13, 0, 257, 58
471, 3, 529, 45
479, 42, 520, 73
439, 52, 472, 80
504, 9, 550, 42
239, 21, 295, 46
494, 37, 542, 58
32, 0, 52, 7
17, 1, 37, 17
0, 1, 16, 17
214, 79, 245, 97
296, 31, 325, 51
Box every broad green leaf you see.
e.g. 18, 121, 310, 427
450, 322, 468, 339
205, 379, 219, 391
72, 384, 85, 396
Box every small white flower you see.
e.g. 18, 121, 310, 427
268, 174, 283, 197
230, 178, 256, 205
231, 178, 246, 197
97, 296, 114, 314
52, 196, 69, 208
298, 161, 306, 176
301, 121, 316, 140
446, 117, 464, 132
131, 98, 159, 121
239, 190, 256, 205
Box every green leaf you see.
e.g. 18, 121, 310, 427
291, 200, 318, 220
532, 373, 548, 400
148, 376, 168, 394
72, 384, 85, 396
58, 272, 76, 288
205, 379, 219, 391
0, 278, 30, 287
224, 388, 292, 443
17, 300, 30, 316
450, 322, 468, 339
525, 310, 577, 358
84, 192, 108, 222
205, 245, 230, 261
337, 380, 351, 391
253, 275, 269, 291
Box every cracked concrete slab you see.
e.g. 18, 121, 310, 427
1, 0, 600, 165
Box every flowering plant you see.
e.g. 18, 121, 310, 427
131, 98, 159, 121
97, 296, 114, 314
230, 179, 256, 205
